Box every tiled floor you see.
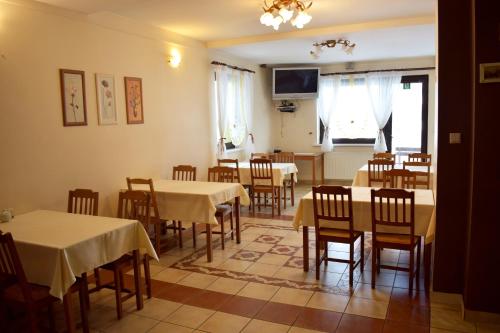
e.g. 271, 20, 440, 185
3, 184, 500, 333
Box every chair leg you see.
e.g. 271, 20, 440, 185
154, 223, 161, 254
113, 268, 123, 319
349, 242, 354, 287
94, 268, 101, 289
47, 303, 56, 333
81, 272, 90, 310
324, 241, 328, 266
271, 191, 275, 217
178, 221, 183, 248
277, 187, 281, 216
27, 305, 39, 333
192, 223, 196, 248
409, 248, 415, 294
376, 248, 381, 274
230, 211, 234, 240
251, 191, 256, 216
371, 244, 376, 288
360, 233, 365, 271
315, 239, 320, 280
283, 181, 287, 209
220, 216, 225, 250
416, 238, 421, 291
143, 254, 152, 299
78, 281, 89, 333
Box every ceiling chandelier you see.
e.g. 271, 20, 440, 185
260, 0, 313, 31
310, 39, 356, 59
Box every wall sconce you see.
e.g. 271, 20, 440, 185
168, 50, 181, 68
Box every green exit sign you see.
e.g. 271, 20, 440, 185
403, 82, 411, 89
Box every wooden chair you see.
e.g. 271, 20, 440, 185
273, 152, 295, 209
370, 188, 420, 293
172, 165, 197, 247
383, 169, 417, 189
0, 231, 88, 333
68, 188, 99, 215
207, 166, 236, 249
312, 186, 364, 287
126, 178, 166, 253
408, 153, 432, 163
403, 161, 431, 189
373, 152, 396, 161
217, 159, 241, 183
368, 159, 394, 187
250, 158, 281, 217
67, 188, 99, 310
92, 190, 152, 319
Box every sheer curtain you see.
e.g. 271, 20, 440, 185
241, 71, 255, 159
317, 76, 342, 152
214, 65, 230, 158
366, 73, 402, 152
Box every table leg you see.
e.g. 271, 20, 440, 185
312, 158, 317, 186
63, 291, 76, 333
320, 154, 325, 184
424, 242, 432, 292
235, 196, 241, 244
291, 173, 295, 206
303, 226, 309, 272
132, 249, 143, 310
206, 224, 213, 262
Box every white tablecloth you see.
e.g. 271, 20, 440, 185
139, 180, 250, 225
293, 187, 436, 244
352, 163, 434, 189
0, 210, 158, 299
238, 162, 298, 186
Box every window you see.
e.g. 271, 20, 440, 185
318, 74, 429, 152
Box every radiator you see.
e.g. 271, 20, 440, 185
324, 150, 372, 180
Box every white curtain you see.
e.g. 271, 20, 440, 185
317, 76, 342, 152
214, 65, 230, 158
241, 71, 255, 159
366, 73, 402, 152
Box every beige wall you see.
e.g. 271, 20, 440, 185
267, 57, 436, 180
0, 1, 249, 216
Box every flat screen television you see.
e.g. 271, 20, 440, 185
273, 67, 320, 100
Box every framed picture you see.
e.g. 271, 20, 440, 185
60, 69, 87, 126
95, 74, 117, 125
480, 62, 500, 83
124, 77, 144, 124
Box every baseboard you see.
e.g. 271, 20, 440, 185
297, 179, 352, 185
464, 308, 500, 324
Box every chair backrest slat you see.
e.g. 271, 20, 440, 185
117, 190, 151, 229
312, 186, 354, 236
217, 159, 241, 183
208, 166, 237, 183
273, 152, 295, 163
126, 178, 161, 220
370, 188, 415, 237
373, 152, 396, 161
408, 153, 432, 163
368, 159, 395, 187
250, 158, 274, 187
383, 169, 417, 189
173, 165, 197, 181
403, 161, 431, 189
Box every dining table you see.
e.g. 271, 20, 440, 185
137, 179, 250, 262
0, 209, 158, 333
293, 186, 436, 291
352, 163, 434, 188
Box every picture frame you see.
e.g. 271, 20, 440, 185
95, 73, 118, 125
124, 77, 144, 124
60, 69, 87, 126
479, 62, 500, 83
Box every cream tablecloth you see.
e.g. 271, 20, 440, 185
352, 163, 434, 189
238, 162, 298, 186
0, 210, 158, 299
293, 187, 436, 244
141, 180, 250, 225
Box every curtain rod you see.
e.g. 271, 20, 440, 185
211, 61, 256, 74
321, 66, 435, 76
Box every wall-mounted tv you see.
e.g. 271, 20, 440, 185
272, 67, 320, 100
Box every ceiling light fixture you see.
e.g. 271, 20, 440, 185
310, 39, 356, 59
260, 0, 312, 31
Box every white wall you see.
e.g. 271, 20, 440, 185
0, 0, 265, 216
268, 57, 436, 180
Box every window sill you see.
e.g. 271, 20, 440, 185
225, 147, 245, 153
313, 144, 374, 148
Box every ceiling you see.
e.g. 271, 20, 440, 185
34, 0, 437, 64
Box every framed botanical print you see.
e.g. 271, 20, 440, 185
124, 77, 144, 124
60, 69, 87, 126
95, 73, 117, 125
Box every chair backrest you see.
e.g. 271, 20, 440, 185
251, 153, 271, 160
371, 188, 415, 239
312, 186, 354, 236
117, 190, 151, 228
408, 153, 432, 163
274, 152, 295, 163
373, 152, 396, 161
403, 161, 431, 189
126, 178, 160, 219
172, 165, 197, 181
250, 158, 274, 188
0, 232, 33, 303
67, 189, 99, 216
368, 159, 395, 187
208, 166, 238, 183
217, 159, 241, 182
383, 169, 417, 189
